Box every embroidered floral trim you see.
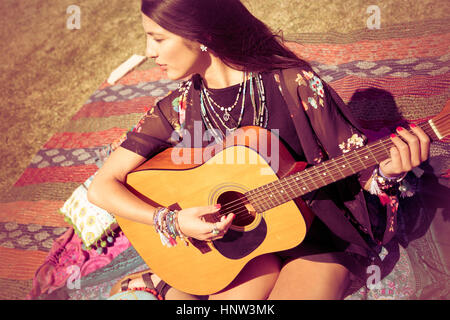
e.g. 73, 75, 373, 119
313, 150, 325, 164
175, 80, 192, 134
133, 107, 158, 134
296, 71, 325, 110
379, 194, 399, 233
338, 133, 365, 153
295, 73, 306, 87
302, 71, 314, 81
308, 97, 318, 109
302, 100, 309, 111
310, 76, 324, 98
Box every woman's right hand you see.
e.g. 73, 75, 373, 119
176, 204, 235, 241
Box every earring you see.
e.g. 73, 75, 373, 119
200, 44, 208, 52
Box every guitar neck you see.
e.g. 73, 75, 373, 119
246, 121, 439, 212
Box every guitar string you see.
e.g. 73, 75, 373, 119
203, 116, 449, 223
209, 117, 448, 222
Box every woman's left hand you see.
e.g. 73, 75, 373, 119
379, 124, 430, 178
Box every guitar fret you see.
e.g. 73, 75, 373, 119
373, 139, 390, 162
311, 166, 326, 188
270, 181, 283, 206
343, 154, 356, 174
381, 140, 392, 158
360, 149, 375, 169
246, 190, 263, 213
277, 181, 290, 203
282, 177, 296, 199
280, 180, 295, 201
367, 145, 379, 164
304, 167, 320, 190
355, 149, 366, 171
255, 186, 270, 212
293, 173, 310, 195
331, 158, 346, 179
264, 183, 278, 208
321, 162, 335, 185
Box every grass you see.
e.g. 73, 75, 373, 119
0, 0, 448, 195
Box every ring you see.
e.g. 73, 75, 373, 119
211, 224, 220, 236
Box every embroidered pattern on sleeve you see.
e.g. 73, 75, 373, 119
133, 107, 158, 134
174, 79, 193, 135
338, 133, 366, 153
295, 71, 325, 110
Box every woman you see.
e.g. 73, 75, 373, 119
88, 0, 430, 300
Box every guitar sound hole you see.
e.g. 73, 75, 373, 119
217, 191, 255, 227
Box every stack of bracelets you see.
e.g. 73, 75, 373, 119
152, 207, 188, 247
369, 165, 407, 196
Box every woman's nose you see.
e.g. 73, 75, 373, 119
145, 39, 158, 59
146, 47, 157, 59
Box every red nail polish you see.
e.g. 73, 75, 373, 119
396, 127, 403, 132
215, 204, 221, 209
390, 133, 397, 138
410, 123, 416, 128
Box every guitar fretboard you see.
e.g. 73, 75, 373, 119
245, 121, 437, 213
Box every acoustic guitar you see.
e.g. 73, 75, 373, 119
115, 103, 449, 295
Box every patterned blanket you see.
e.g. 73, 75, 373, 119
0, 18, 448, 300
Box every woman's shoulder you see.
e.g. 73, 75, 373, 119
276, 62, 317, 77
157, 82, 185, 107
263, 63, 318, 85
155, 77, 193, 113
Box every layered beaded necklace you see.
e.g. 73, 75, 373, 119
199, 71, 268, 141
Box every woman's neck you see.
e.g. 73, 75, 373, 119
200, 56, 246, 89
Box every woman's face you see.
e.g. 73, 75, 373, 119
142, 14, 205, 80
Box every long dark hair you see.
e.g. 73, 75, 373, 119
141, 0, 309, 72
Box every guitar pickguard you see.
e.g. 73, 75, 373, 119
212, 218, 267, 260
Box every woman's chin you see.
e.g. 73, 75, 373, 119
166, 70, 192, 81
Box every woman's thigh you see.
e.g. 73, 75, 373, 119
209, 254, 281, 300
268, 257, 350, 300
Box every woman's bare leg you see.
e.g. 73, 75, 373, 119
209, 254, 281, 300
268, 257, 350, 300
124, 254, 281, 300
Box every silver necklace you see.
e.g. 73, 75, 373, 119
201, 73, 248, 132
202, 72, 247, 122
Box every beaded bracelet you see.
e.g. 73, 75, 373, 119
174, 210, 189, 246
369, 165, 407, 196
152, 207, 187, 247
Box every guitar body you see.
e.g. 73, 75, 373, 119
115, 127, 315, 295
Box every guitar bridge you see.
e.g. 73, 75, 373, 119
189, 238, 212, 254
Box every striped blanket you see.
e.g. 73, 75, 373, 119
0, 19, 448, 300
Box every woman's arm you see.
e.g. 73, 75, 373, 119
87, 146, 156, 225
87, 146, 235, 240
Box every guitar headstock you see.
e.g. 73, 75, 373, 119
426, 100, 450, 141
